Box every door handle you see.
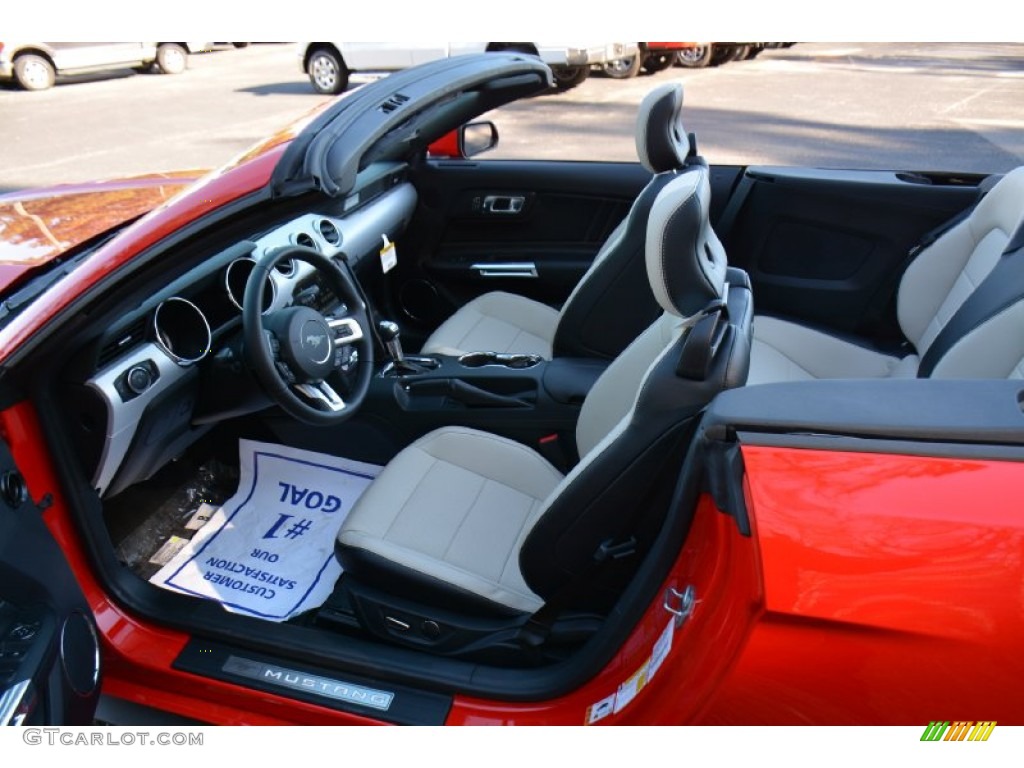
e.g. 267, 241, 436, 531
471, 262, 538, 278
481, 195, 525, 214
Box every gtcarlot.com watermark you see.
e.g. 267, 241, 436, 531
23, 728, 203, 747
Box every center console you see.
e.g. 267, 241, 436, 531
368, 321, 608, 469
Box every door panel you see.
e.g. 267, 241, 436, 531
392, 158, 739, 339
0, 429, 99, 725
721, 167, 984, 341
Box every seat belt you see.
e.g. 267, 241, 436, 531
908, 174, 1000, 258
917, 214, 1024, 377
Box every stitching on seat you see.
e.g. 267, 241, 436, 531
497, 497, 540, 586
424, 428, 563, 485
453, 309, 488, 350
440, 474, 489, 561
753, 335, 816, 381
381, 451, 437, 539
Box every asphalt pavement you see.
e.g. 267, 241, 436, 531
1, 42, 1022, 195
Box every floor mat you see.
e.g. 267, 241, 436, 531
150, 439, 381, 622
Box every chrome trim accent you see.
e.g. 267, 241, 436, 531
87, 342, 192, 495
225, 257, 278, 313
60, 613, 101, 696
292, 231, 318, 251
0, 679, 35, 726
153, 297, 212, 365
222, 656, 394, 711
664, 585, 696, 628
294, 380, 346, 412
318, 218, 342, 245
471, 262, 538, 278
328, 317, 364, 346
482, 195, 525, 214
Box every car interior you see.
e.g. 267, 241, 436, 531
8, 53, 1024, 720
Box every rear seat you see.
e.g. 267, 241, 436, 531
748, 166, 1024, 384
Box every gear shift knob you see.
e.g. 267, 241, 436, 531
378, 320, 404, 362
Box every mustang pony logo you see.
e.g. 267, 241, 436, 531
305, 334, 325, 348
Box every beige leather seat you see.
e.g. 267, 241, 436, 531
749, 166, 1024, 384
335, 166, 752, 623
420, 82, 701, 362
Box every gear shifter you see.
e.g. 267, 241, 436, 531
378, 320, 439, 376
378, 320, 405, 364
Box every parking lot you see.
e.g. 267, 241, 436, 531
1, 42, 1022, 195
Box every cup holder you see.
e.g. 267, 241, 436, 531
458, 351, 543, 369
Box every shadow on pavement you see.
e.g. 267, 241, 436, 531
236, 81, 326, 96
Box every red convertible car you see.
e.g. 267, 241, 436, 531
0, 53, 1022, 727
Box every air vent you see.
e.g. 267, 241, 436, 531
318, 219, 341, 246
379, 93, 410, 114
274, 258, 297, 277
97, 315, 148, 369
295, 232, 316, 250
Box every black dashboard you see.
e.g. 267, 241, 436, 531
68, 164, 418, 498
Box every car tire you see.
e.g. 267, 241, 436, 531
711, 45, 737, 67
156, 44, 188, 75
13, 54, 56, 91
642, 53, 674, 74
232, 42, 250, 49
675, 45, 712, 69
308, 48, 349, 95
731, 45, 751, 62
603, 54, 642, 79
550, 65, 589, 91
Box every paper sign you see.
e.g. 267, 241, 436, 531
380, 235, 397, 273
151, 440, 381, 621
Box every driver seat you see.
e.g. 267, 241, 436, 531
334, 166, 752, 645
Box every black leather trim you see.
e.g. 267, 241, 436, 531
334, 542, 526, 618
552, 173, 675, 360
654, 167, 725, 316
521, 274, 753, 599
918, 233, 1024, 377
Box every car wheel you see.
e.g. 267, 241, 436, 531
308, 48, 349, 95
232, 42, 250, 49
603, 55, 642, 79
13, 54, 56, 91
550, 65, 589, 91
675, 45, 712, 69
731, 45, 751, 62
156, 44, 188, 75
710, 45, 737, 67
642, 53, 674, 74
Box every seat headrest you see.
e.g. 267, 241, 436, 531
636, 83, 691, 173
645, 168, 727, 317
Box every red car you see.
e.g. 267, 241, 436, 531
1, 53, 1022, 727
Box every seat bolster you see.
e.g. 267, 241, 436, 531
749, 315, 906, 385
420, 291, 558, 358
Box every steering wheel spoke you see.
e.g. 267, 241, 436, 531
328, 316, 364, 347
293, 380, 346, 412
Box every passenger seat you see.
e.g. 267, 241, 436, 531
748, 166, 1024, 384
420, 82, 706, 361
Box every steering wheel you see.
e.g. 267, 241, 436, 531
243, 245, 374, 426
